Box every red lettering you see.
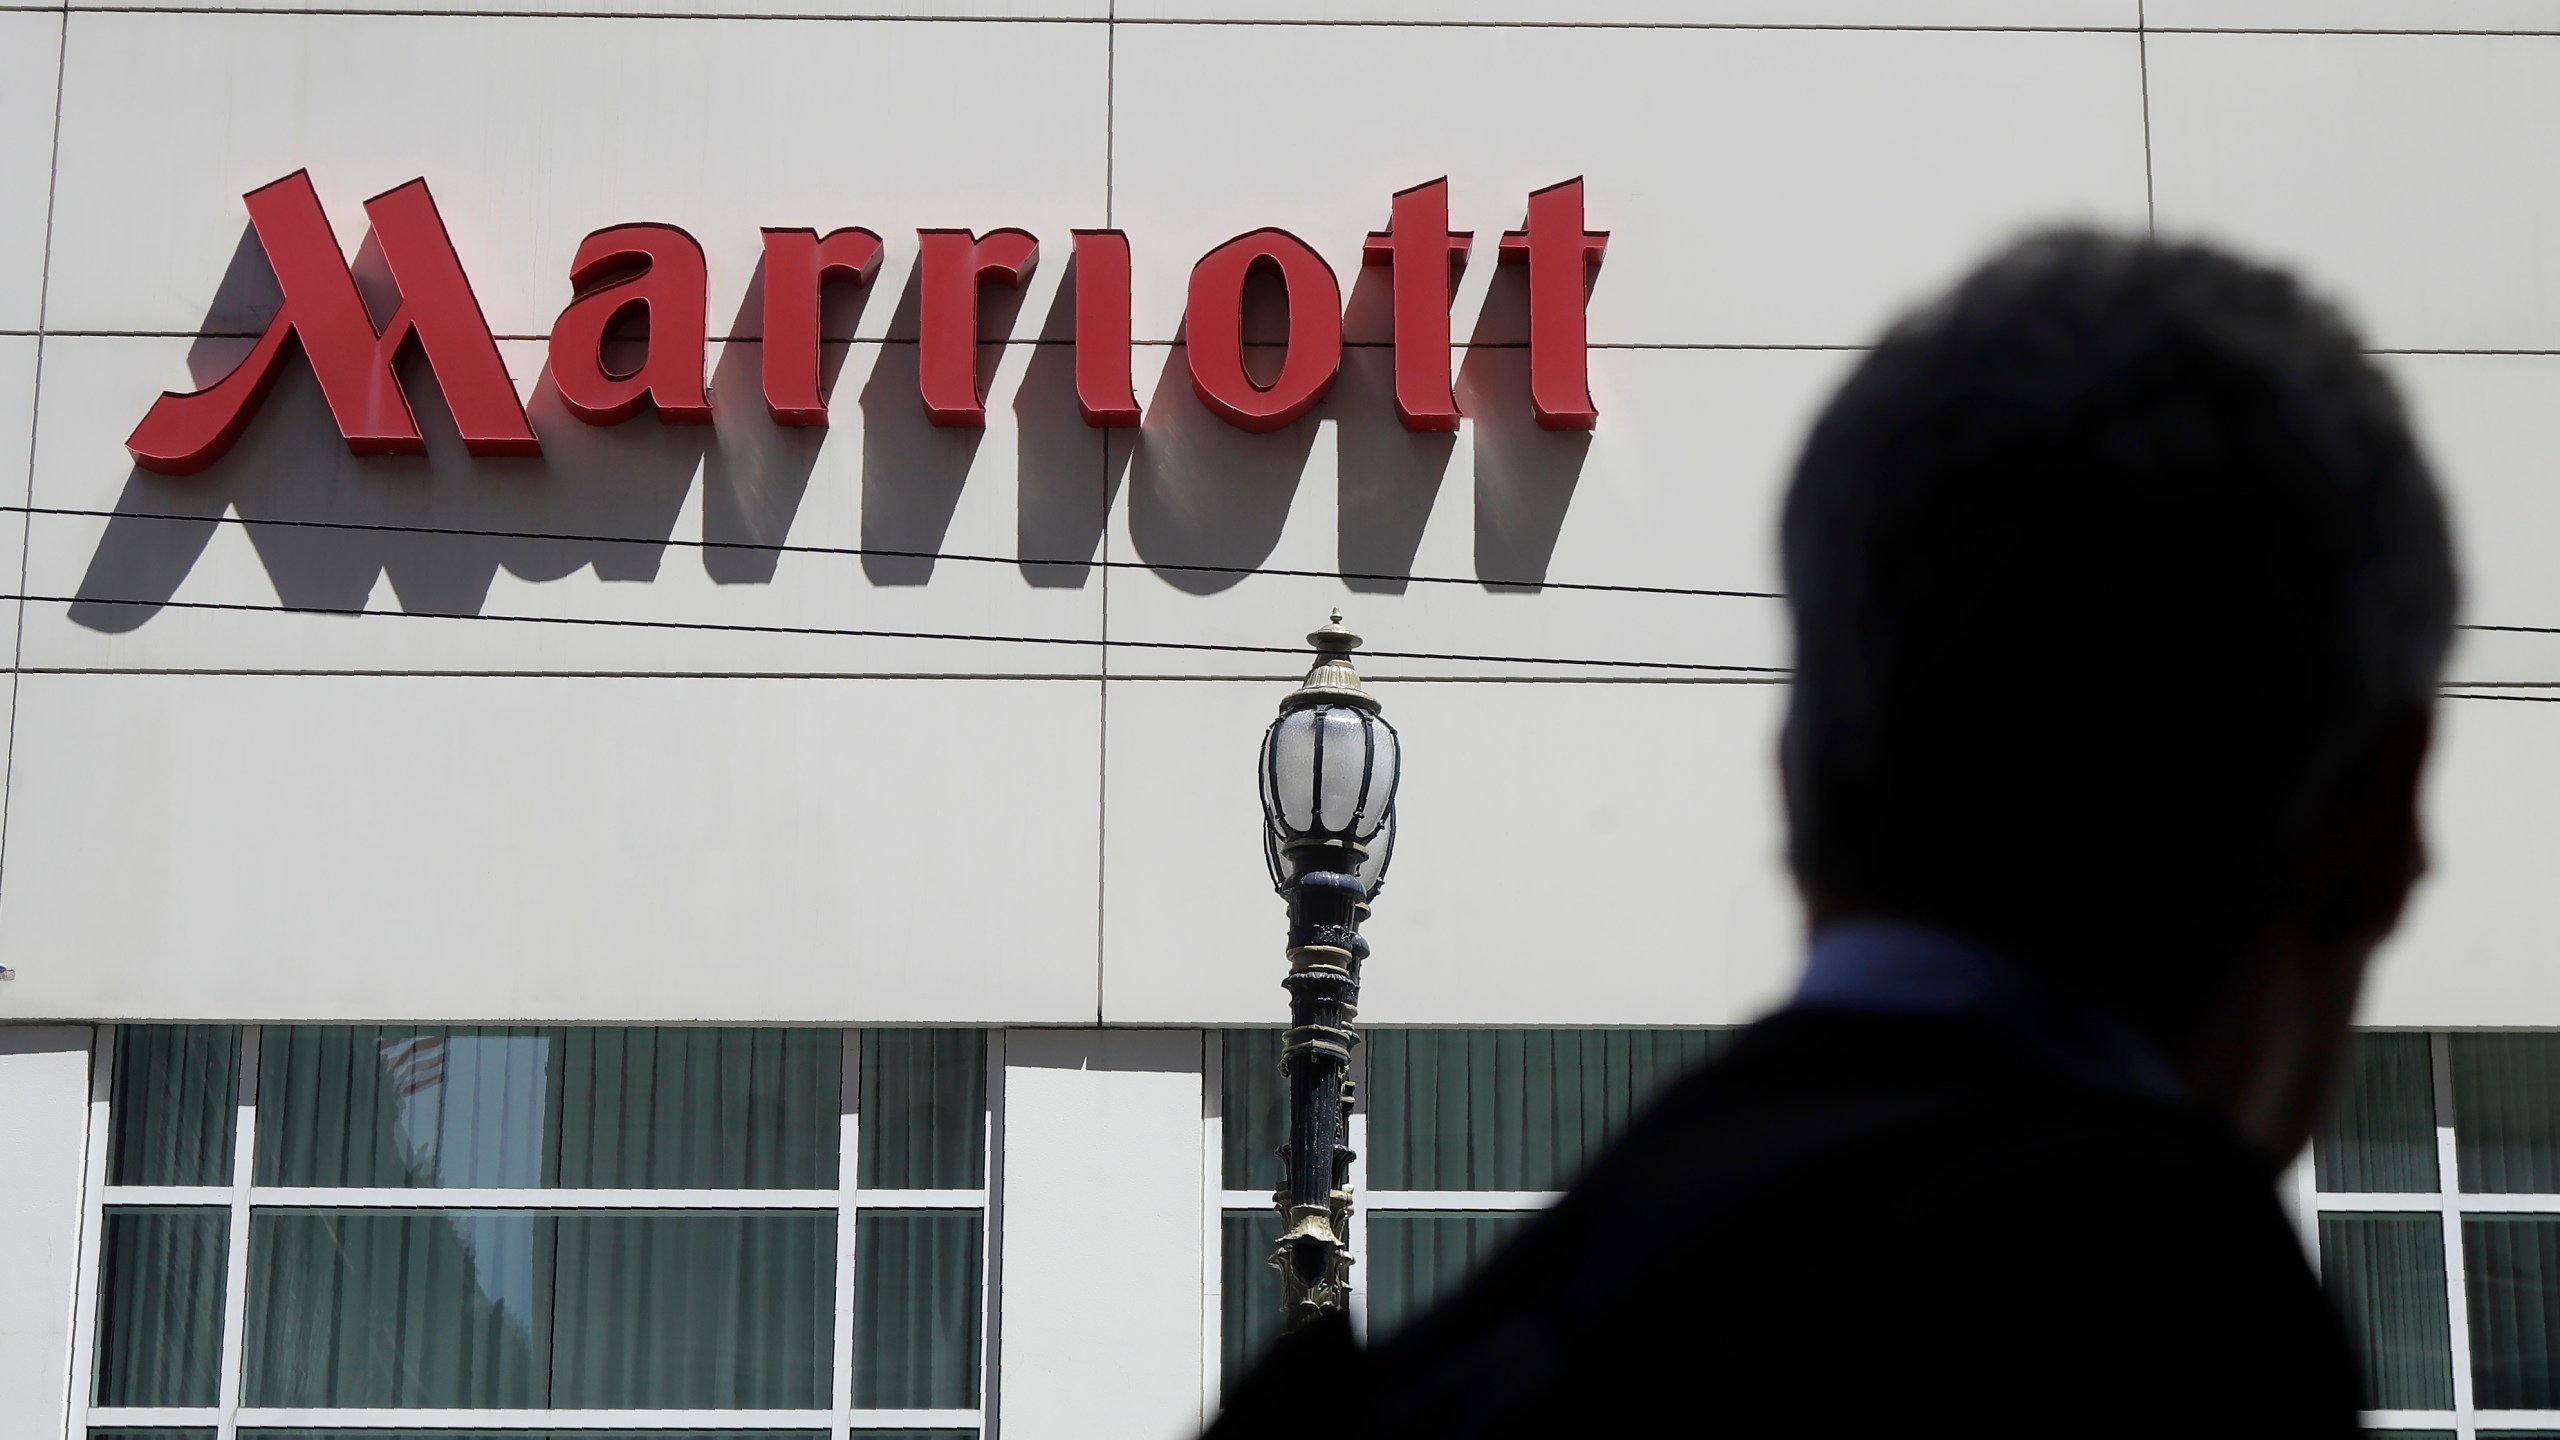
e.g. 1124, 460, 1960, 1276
1498, 178, 1609, 431
1186, 229, 1342, 434
1362, 178, 1472, 433
758, 227, 883, 427
917, 228, 1039, 428
549, 224, 713, 426
126, 171, 537, 475
1071, 229, 1140, 428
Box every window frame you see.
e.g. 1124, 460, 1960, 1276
69, 1023, 1000, 1440
2310, 1029, 2560, 1439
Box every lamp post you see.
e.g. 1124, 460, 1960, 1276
1257, 612, 1400, 1331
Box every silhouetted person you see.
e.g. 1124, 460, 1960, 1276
1209, 231, 2457, 1436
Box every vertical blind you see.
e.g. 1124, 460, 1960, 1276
93, 1024, 987, 1429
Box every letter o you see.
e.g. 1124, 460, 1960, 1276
1185, 229, 1343, 433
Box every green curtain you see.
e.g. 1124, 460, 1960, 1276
854, 1211, 983, 1408
111, 1025, 239, 1187
92, 1208, 228, 1407
234, 1424, 819, 1434
2317, 1213, 2453, 1409
257, 1027, 838, 1189
1221, 1031, 1287, 1193
860, 1030, 986, 1189
1366, 1212, 1531, 1340
1368, 1030, 1726, 1190
2315, 1032, 2438, 1193
2465, 1215, 2560, 1408
2451, 1035, 2560, 1193
242, 1210, 830, 1409
1220, 1209, 1284, 1393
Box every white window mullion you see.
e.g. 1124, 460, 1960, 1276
831, 1027, 859, 1440
1348, 1049, 1369, 1347
215, 1024, 262, 1440
2433, 1031, 2478, 1440
61, 1024, 116, 1440
1199, 1028, 1225, 1426
980, 1026, 1007, 1440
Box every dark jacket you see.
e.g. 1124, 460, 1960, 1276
1211, 1008, 2362, 1436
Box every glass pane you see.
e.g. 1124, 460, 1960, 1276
111, 1025, 239, 1187
257, 1026, 558, 1188
1220, 1209, 1283, 1394
1367, 1212, 1531, 1341
93, 1432, 217, 1440
244, 1210, 833, 1410
854, 1210, 983, 1409
2452, 1035, 2560, 1193
93, 1207, 228, 1408
2317, 1213, 2453, 1409
258, 1027, 838, 1189
1222, 1030, 1285, 1192
1368, 1030, 1727, 1190
2315, 1032, 2438, 1193
860, 1030, 986, 1190
244, 1210, 548, 1407
550, 1212, 833, 1409
555, 1029, 839, 1189
2466, 1215, 2560, 1409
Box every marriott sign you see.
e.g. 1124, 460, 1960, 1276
127, 172, 1611, 476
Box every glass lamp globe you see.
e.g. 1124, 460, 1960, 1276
1257, 614, 1400, 897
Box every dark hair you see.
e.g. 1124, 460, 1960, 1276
1781, 230, 2457, 1017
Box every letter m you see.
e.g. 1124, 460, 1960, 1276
127, 170, 539, 474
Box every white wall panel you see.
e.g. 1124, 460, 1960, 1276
0, 1027, 91, 1440
1104, 345, 1839, 678
74, 0, 1106, 13
1111, 25, 2148, 346
1123, 0, 2129, 21
2148, 0, 2560, 31
998, 1028, 1207, 1440
2370, 697, 2560, 1026
0, 12, 60, 334
1101, 677, 1799, 1026
46, 13, 1106, 337
2149, 33, 2560, 352
26, 335, 1107, 676
0, 673, 1103, 1022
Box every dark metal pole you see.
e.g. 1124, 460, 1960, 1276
1276, 850, 1365, 1329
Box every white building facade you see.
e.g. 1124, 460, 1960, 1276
4, 3, 2560, 1437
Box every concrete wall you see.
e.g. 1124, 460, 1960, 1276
0, 6, 2553, 1027
0, 1028, 94, 1440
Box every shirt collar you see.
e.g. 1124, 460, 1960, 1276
1790, 919, 2185, 1105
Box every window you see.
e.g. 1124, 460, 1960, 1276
74, 1025, 994, 1440
2312, 1031, 2560, 1439
1211, 1027, 1726, 1394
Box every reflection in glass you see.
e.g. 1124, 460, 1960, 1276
93, 1208, 228, 1407
1220, 1210, 1283, 1393
110, 1026, 240, 1187
2465, 1216, 2560, 1408
1367, 1212, 1531, 1341
2452, 1035, 2560, 1194
256, 1027, 838, 1189
860, 1030, 985, 1190
245, 1210, 547, 1408
2315, 1032, 2438, 1193
854, 1211, 982, 1409
1368, 1029, 1728, 1191
2318, 1213, 2453, 1409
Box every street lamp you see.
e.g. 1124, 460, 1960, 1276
1257, 611, 1400, 1331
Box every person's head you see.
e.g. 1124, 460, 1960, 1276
1781, 230, 2458, 1159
